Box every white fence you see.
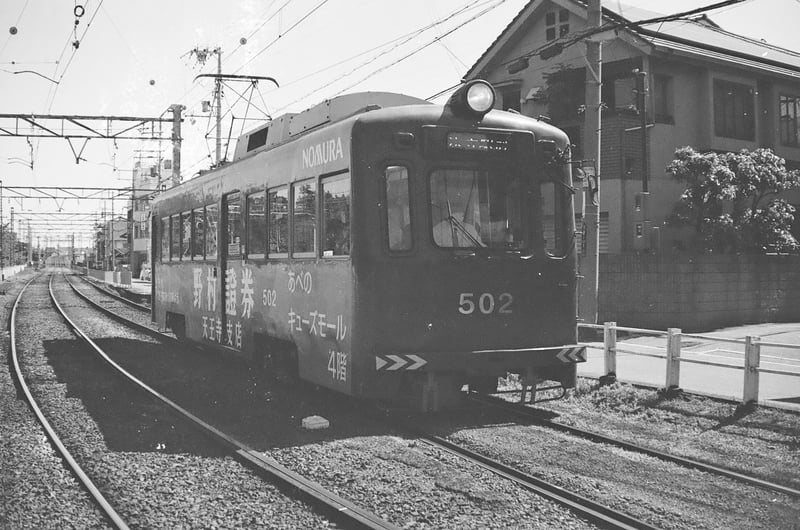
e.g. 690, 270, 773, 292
579, 322, 800, 405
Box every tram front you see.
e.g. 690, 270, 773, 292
351, 81, 585, 410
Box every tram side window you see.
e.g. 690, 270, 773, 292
385, 166, 412, 251
170, 214, 181, 260
225, 193, 243, 258
292, 180, 316, 256
247, 191, 266, 257
161, 216, 170, 262
192, 207, 205, 259
205, 203, 219, 259
268, 187, 289, 255
182, 211, 192, 259
321, 173, 350, 256
539, 180, 568, 257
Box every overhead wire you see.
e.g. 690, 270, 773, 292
183, 0, 487, 171
0, 0, 32, 58
233, 0, 331, 75
323, 0, 507, 101
270, 0, 503, 113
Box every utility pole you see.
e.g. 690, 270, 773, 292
170, 104, 184, 186
215, 48, 222, 166
1, 180, 4, 280
10, 207, 13, 266
579, 0, 603, 325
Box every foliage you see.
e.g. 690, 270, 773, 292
541, 66, 584, 123
666, 146, 800, 253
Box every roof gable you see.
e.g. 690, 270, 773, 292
465, 0, 800, 81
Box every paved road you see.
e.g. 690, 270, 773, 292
578, 322, 800, 407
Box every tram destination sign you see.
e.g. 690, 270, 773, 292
447, 131, 510, 153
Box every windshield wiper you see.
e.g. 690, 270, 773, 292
447, 215, 486, 248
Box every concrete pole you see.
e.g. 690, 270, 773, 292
1, 180, 4, 280
578, 0, 602, 324
215, 48, 222, 166
27, 220, 32, 265
170, 103, 183, 186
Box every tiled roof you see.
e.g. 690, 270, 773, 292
634, 17, 800, 75
465, 0, 800, 79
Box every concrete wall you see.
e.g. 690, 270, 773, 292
597, 254, 800, 332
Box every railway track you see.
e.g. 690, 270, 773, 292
468, 393, 800, 498
28, 272, 396, 529
76, 274, 150, 312
10, 274, 130, 529
380, 409, 657, 530
61, 271, 800, 528
67, 272, 642, 528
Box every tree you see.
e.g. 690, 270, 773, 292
666, 146, 800, 253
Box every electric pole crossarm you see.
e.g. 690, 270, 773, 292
193, 73, 279, 87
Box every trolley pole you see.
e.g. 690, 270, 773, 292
578, 0, 602, 324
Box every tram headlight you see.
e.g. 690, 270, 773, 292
447, 80, 496, 118
466, 81, 495, 114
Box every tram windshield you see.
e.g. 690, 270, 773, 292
429, 166, 571, 257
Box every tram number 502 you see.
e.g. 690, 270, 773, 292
458, 292, 513, 315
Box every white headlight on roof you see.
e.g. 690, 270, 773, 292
465, 81, 495, 114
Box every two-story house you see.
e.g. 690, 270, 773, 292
465, 0, 800, 254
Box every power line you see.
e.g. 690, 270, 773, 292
495, 0, 750, 70
233, 0, 331, 75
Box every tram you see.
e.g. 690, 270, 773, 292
151, 80, 585, 410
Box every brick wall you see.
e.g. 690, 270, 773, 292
596, 254, 800, 332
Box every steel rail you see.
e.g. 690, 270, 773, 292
470, 393, 800, 498
385, 412, 657, 530
76, 274, 150, 312
54, 273, 398, 530
8, 273, 129, 529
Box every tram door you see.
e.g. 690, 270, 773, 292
221, 192, 243, 345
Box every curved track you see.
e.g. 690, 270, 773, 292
9, 273, 130, 529
58, 273, 397, 530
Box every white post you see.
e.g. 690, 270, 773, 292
603, 321, 617, 377
665, 328, 681, 390
743, 335, 761, 404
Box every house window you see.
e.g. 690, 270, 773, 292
779, 94, 800, 146
654, 75, 673, 123
713, 80, 754, 140
545, 9, 569, 41
499, 86, 521, 112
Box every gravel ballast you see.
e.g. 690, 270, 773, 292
4, 270, 800, 529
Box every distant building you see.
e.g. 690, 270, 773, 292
465, 0, 800, 253
128, 158, 170, 276
95, 217, 128, 271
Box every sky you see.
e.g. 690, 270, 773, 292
0, 0, 798, 246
